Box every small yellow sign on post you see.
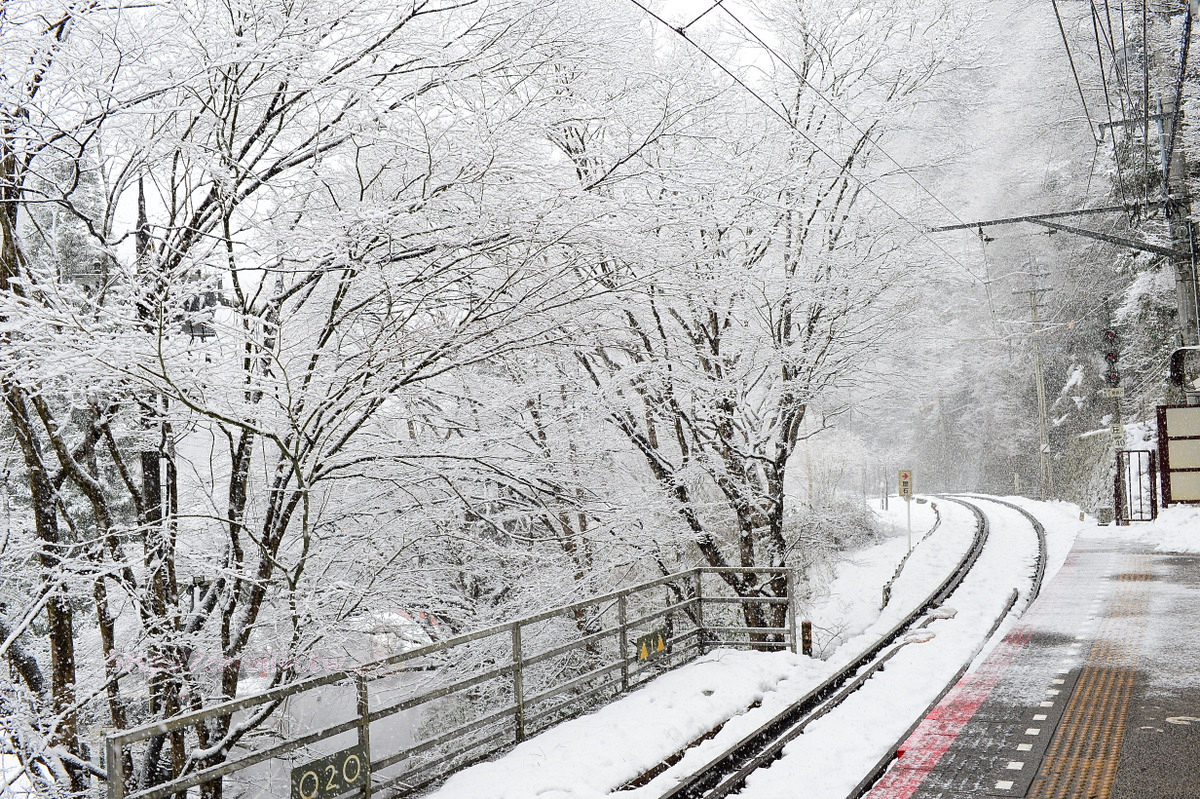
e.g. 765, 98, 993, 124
635, 629, 668, 662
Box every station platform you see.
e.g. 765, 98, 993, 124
866, 533, 1200, 799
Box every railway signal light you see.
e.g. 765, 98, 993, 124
1101, 328, 1120, 386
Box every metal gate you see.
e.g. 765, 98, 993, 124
1116, 449, 1158, 523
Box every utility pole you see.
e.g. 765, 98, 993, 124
1100, 320, 1126, 522
929, 4, 1199, 346
1015, 270, 1054, 500
1157, 98, 1200, 346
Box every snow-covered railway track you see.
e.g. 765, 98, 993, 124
961, 495, 1048, 606
641, 497, 1047, 799
842, 496, 1050, 798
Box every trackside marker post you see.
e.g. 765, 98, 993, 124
898, 469, 914, 552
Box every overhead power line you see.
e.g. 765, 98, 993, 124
928, 199, 1174, 232
1089, 0, 1130, 201
1162, 3, 1193, 191
1051, 0, 1102, 143
1028, 218, 1191, 258
930, 200, 1189, 258
715, 4, 976, 232
622, 0, 984, 281
1103, 0, 1133, 107
679, 0, 726, 31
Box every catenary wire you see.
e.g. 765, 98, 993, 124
1108, 0, 1128, 110
1091, 0, 1131, 204
1051, 0, 1102, 143
679, 0, 727, 32
715, 3, 977, 232
1096, 0, 1132, 108
1162, 4, 1192, 192
622, 0, 986, 282
1143, 0, 1150, 204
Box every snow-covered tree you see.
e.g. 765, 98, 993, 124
565, 0, 968, 636
0, 0, 618, 792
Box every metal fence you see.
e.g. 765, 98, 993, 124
104, 566, 796, 799
1115, 449, 1158, 523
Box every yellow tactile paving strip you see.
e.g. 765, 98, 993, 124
1027, 554, 1149, 799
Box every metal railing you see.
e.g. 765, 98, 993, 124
104, 566, 795, 799
1116, 449, 1158, 523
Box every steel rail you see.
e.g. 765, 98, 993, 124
960, 495, 1049, 605
881, 500, 943, 609
654, 497, 990, 799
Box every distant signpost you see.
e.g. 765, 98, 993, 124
898, 469, 914, 552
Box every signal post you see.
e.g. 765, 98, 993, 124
898, 469, 914, 551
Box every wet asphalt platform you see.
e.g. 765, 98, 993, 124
865, 533, 1200, 799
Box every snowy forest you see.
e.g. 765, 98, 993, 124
1, 0, 1197, 794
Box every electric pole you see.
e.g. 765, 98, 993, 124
1157, 98, 1200, 346
1101, 321, 1126, 522
1015, 271, 1054, 500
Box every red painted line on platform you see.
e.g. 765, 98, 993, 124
863, 628, 1034, 799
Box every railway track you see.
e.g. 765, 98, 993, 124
639, 495, 1048, 799
963, 495, 1048, 606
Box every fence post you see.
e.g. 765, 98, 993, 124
694, 570, 705, 655
618, 593, 629, 691
1150, 451, 1160, 519
1114, 452, 1128, 526
356, 673, 372, 799
512, 624, 525, 742
106, 738, 123, 799
786, 568, 798, 654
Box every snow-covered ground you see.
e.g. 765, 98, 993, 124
803, 499, 942, 657
1085, 503, 1200, 554
9, 500, 1192, 799
424, 497, 1198, 799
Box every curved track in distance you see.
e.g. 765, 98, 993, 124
649, 496, 1047, 799
844, 495, 1050, 798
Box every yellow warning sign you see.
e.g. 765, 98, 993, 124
635, 629, 669, 662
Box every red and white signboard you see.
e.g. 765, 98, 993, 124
898, 469, 914, 499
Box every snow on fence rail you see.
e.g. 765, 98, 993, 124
104, 566, 797, 799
